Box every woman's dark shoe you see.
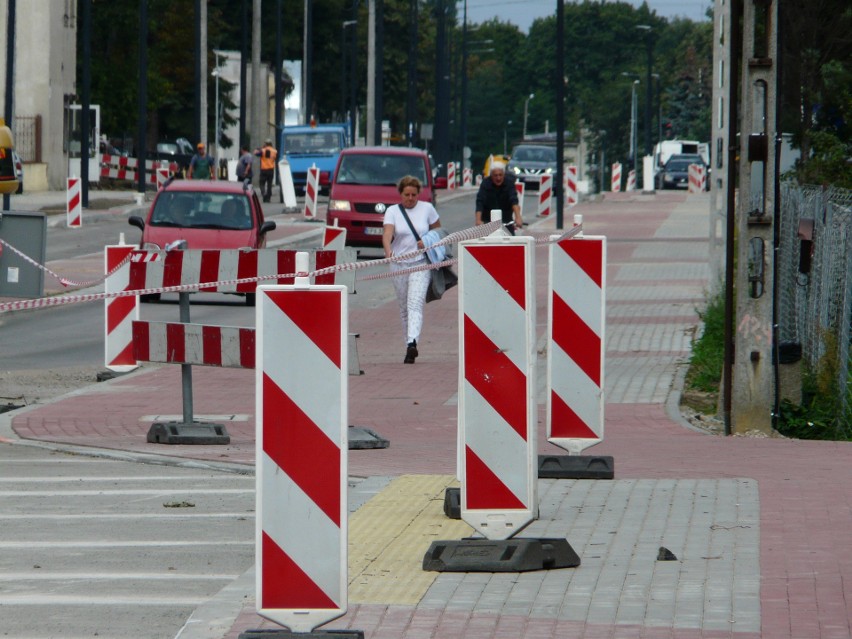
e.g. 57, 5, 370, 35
404, 340, 418, 364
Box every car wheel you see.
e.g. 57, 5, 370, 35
245, 293, 256, 307
140, 293, 161, 303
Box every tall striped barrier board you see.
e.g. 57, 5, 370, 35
458, 235, 538, 540
104, 244, 140, 372
547, 234, 606, 454
255, 284, 349, 632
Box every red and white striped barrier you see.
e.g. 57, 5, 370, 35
611, 162, 622, 192
475, 174, 483, 186
688, 164, 706, 193
104, 242, 140, 372
537, 173, 553, 217
304, 164, 319, 218
462, 167, 472, 188
515, 180, 525, 220
447, 162, 456, 190
127, 248, 357, 296
322, 222, 347, 250
133, 321, 255, 368
255, 277, 349, 631
67, 177, 82, 228
626, 169, 636, 192
547, 229, 606, 454
156, 168, 170, 190
458, 235, 538, 540
100, 154, 179, 184
564, 165, 578, 207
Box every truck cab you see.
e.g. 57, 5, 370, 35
279, 124, 349, 194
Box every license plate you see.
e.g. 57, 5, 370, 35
364, 227, 383, 235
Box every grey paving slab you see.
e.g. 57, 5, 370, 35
615, 262, 711, 281
606, 321, 696, 354
606, 285, 706, 303
419, 478, 760, 634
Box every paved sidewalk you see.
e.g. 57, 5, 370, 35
3, 190, 852, 638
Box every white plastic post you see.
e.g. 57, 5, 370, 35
547, 234, 607, 455
255, 282, 348, 632
458, 235, 538, 539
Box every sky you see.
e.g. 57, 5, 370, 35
463, 0, 712, 33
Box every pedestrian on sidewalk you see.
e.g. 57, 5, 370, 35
255, 139, 278, 202
474, 160, 522, 233
236, 145, 254, 182
188, 143, 216, 180
382, 175, 442, 364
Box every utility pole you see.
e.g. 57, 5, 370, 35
555, 0, 565, 229
137, 0, 148, 194
200, 0, 208, 147
731, 0, 779, 434
406, 0, 417, 146
3, 0, 15, 211
251, 0, 262, 183
240, 0, 248, 145
366, 0, 375, 144
374, 0, 383, 145
433, 0, 450, 175
303, 0, 312, 123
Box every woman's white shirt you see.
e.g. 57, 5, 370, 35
383, 201, 439, 262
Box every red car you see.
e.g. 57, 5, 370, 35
129, 179, 276, 251
128, 179, 276, 303
326, 147, 437, 247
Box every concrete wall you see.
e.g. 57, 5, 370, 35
0, 0, 77, 191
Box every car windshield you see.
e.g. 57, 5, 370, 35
666, 160, 702, 171
336, 153, 427, 185
512, 146, 557, 163
282, 132, 342, 154
150, 192, 253, 230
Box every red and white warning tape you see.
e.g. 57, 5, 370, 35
0, 221, 583, 314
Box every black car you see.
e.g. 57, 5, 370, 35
507, 144, 558, 190
657, 154, 708, 190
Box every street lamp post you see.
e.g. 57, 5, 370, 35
522, 93, 534, 140
631, 80, 639, 172
652, 72, 662, 146
636, 24, 653, 156
598, 130, 606, 194
212, 50, 221, 170
504, 119, 513, 156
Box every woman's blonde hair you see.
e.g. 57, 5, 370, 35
397, 175, 422, 193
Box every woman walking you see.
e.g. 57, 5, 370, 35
382, 175, 442, 364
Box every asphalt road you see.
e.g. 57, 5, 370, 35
0, 442, 256, 639
1, 191, 479, 372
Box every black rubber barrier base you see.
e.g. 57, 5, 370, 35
238, 631, 364, 639
423, 537, 580, 572
537, 454, 615, 479
348, 426, 389, 450
146, 422, 230, 445
444, 486, 461, 520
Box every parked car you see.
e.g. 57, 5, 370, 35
326, 147, 437, 247
127, 179, 276, 304
154, 137, 195, 176
507, 144, 557, 190
656, 154, 709, 190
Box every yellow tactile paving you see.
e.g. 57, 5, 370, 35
348, 474, 472, 605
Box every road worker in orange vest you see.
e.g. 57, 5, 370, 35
255, 139, 278, 202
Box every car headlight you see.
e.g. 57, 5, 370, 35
328, 199, 351, 211
545, 167, 553, 174
511, 166, 520, 175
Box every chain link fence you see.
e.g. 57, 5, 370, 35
777, 184, 852, 412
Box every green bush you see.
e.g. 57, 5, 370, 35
685, 292, 725, 394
